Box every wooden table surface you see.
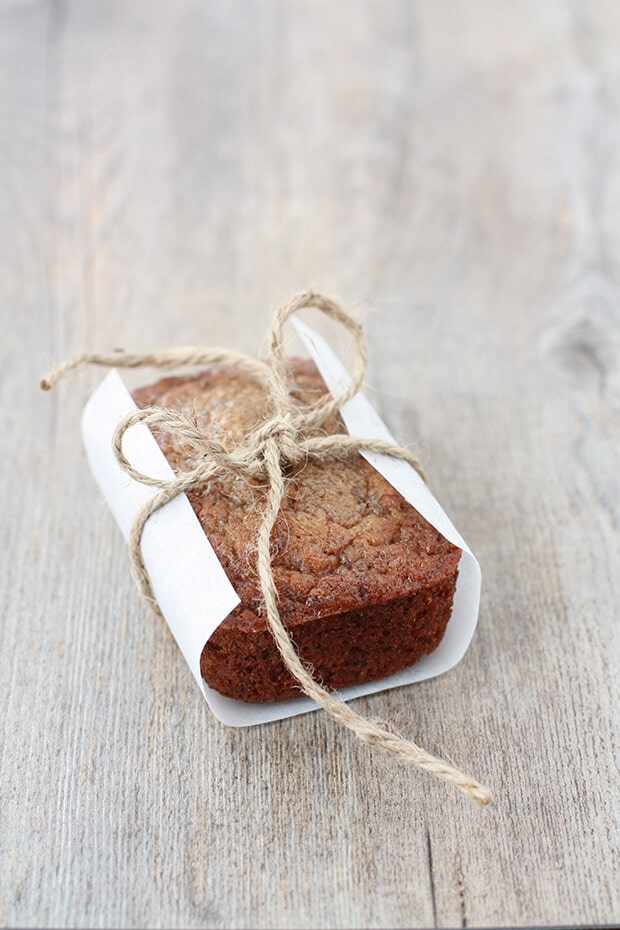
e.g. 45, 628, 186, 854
1, 2, 618, 928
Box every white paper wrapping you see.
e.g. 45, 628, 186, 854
81, 323, 481, 727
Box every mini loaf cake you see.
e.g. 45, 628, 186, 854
133, 359, 461, 703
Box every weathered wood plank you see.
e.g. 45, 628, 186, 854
0, 1, 618, 927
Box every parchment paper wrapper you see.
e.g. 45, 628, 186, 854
81, 322, 481, 726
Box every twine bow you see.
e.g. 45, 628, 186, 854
42, 291, 492, 806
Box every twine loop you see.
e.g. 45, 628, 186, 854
41, 290, 492, 806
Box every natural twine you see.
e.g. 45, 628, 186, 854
42, 291, 492, 806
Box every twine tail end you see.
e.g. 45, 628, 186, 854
465, 782, 493, 806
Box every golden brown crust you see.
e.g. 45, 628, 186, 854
133, 359, 460, 702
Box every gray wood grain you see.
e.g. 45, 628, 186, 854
1, 1, 618, 927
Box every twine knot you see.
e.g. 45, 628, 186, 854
250, 412, 306, 469
40, 290, 492, 806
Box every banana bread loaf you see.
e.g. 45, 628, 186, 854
132, 359, 461, 703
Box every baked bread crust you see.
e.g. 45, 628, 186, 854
133, 359, 460, 702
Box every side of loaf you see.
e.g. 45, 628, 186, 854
132, 359, 461, 703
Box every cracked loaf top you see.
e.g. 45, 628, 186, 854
132, 359, 461, 636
